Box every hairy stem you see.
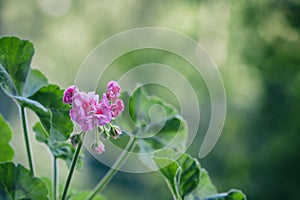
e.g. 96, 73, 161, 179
85, 136, 137, 200
61, 133, 85, 200
20, 106, 34, 175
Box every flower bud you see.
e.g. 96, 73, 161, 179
110, 125, 122, 138
91, 141, 105, 154
70, 133, 81, 148
63, 85, 78, 104
106, 81, 121, 102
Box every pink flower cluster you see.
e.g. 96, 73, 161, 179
63, 81, 124, 132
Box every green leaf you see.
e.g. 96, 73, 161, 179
0, 162, 49, 200
129, 87, 177, 126
137, 116, 187, 153
33, 122, 49, 143
20, 84, 73, 141
185, 168, 217, 200
0, 115, 14, 162
185, 169, 247, 200
177, 154, 201, 198
129, 87, 187, 153
0, 36, 34, 96
154, 156, 182, 199
0, 36, 71, 142
154, 150, 247, 200
22, 69, 48, 97
0, 36, 48, 99
33, 122, 82, 170
196, 169, 217, 198
153, 152, 201, 200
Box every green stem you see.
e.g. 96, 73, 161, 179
85, 136, 137, 200
20, 106, 34, 175
61, 133, 85, 200
53, 156, 58, 200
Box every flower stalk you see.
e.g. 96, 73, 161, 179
61, 132, 85, 200
20, 106, 35, 175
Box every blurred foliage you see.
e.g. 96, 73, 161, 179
0, 0, 299, 200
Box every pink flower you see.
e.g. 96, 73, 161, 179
91, 141, 105, 154
65, 81, 124, 134
111, 99, 124, 118
95, 94, 112, 126
70, 92, 113, 131
70, 92, 99, 131
106, 81, 121, 101
63, 85, 78, 104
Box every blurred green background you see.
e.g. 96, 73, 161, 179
1, 0, 300, 199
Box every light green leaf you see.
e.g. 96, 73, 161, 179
129, 87, 177, 126
137, 116, 187, 153
0, 115, 14, 162
22, 69, 48, 97
185, 168, 217, 200
154, 156, 182, 199
153, 152, 201, 200
33, 122, 49, 143
0, 36, 34, 96
0, 162, 49, 200
196, 169, 217, 198
129, 87, 187, 153
185, 169, 247, 200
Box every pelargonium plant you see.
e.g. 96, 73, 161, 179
0, 36, 247, 200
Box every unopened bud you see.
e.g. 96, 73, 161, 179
91, 141, 105, 154
70, 133, 81, 147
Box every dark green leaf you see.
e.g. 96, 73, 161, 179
0, 162, 49, 200
0, 36, 34, 96
0, 115, 14, 162
23, 84, 73, 141
153, 152, 201, 200
177, 154, 201, 198
154, 150, 247, 200
0, 36, 71, 141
